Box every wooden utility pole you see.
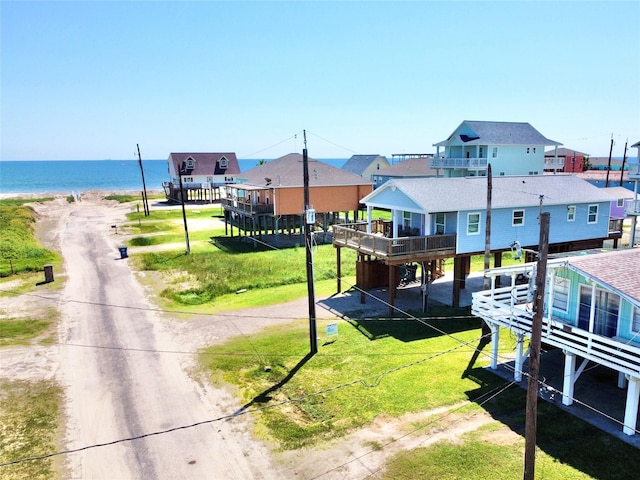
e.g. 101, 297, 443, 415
620, 139, 628, 187
483, 164, 492, 290
605, 135, 614, 187
136, 144, 150, 216
302, 130, 318, 354
178, 170, 191, 255
523, 212, 550, 480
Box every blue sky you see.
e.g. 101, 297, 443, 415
1, 1, 638, 161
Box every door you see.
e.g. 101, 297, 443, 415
577, 285, 619, 338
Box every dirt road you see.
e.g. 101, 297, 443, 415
53, 197, 278, 479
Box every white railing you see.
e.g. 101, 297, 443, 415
628, 163, 640, 178
544, 157, 565, 167
625, 199, 640, 216
472, 287, 640, 377
430, 157, 489, 170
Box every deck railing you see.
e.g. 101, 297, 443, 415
472, 286, 640, 377
220, 197, 274, 215
625, 199, 640, 216
628, 163, 640, 179
430, 157, 488, 170
332, 223, 456, 259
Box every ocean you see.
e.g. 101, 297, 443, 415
0, 158, 348, 195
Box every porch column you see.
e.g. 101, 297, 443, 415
514, 333, 526, 382
335, 246, 341, 293
367, 205, 372, 234
493, 252, 502, 288
623, 376, 640, 435
562, 351, 577, 406
588, 281, 597, 333
388, 264, 396, 317
490, 323, 500, 370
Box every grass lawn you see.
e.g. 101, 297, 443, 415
0, 380, 63, 480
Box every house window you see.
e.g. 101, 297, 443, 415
500, 172, 505, 176
403, 211, 411, 228
467, 212, 480, 235
492, 147, 498, 158
512, 209, 525, 226
206, 176, 213, 183
588, 204, 598, 224
186, 157, 195, 169
183, 177, 193, 183
552, 276, 570, 313
527, 148, 530, 154
567, 205, 576, 222
435, 212, 445, 234
219, 156, 228, 169
578, 285, 619, 337
479, 147, 484, 158
633, 306, 640, 333
533, 147, 536, 154
617, 198, 624, 207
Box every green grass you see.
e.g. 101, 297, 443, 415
0, 316, 53, 347
0, 380, 63, 480
0, 203, 60, 277
200, 309, 488, 450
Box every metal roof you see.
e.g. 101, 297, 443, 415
434, 120, 562, 147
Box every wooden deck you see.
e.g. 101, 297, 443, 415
332, 223, 456, 263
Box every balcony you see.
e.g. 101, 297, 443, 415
430, 157, 488, 170
220, 197, 274, 215
628, 163, 640, 180
625, 199, 640, 217
472, 285, 640, 377
544, 157, 565, 168
332, 222, 456, 261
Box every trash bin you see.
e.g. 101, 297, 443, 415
118, 247, 128, 259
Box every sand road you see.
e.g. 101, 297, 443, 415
55, 199, 277, 479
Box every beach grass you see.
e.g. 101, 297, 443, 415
0, 203, 60, 277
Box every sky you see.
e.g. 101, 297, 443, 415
1, 1, 639, 161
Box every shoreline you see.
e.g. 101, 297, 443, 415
0, 189, 165, 200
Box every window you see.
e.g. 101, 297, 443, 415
219, 156, 228, 169
588, 204, 598, 224
183, 176, 193, 183
552, 276, 570, 313
633, 306, 640, 333
479, 147, 484, 158
492, 147, 498, 158
526, 147, 530, 154
186, 157, 195, 169
500, 172, 505, 176
567, 205, 576, 222
467, 212, 480, 235
403, 211, 411, 228
617, 198, 624, 207
435, 212, 445, 234
533, 147, 536, 154
206, 176, 213, 183
512, 209, 525, 226
528, 171, 539, 175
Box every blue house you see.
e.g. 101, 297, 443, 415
332, 174, 615, 311
473, 248, 640, 436
431, 120, 563, 177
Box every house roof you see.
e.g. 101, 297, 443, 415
361, 174, 613, 212
342, 155, 388, 176
374, 157, 439, 177
168, 152, 240, 176
589, 156, 626, 167
434, 121, 562, 147
544, 148, 589, 157
236, 153, 372, 188
602, 186, 635, 200
564, 248, 640, 304
631, 141, 640, 148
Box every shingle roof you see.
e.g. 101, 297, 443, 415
434, 121, 562, 147
237, 153, 372, 187
168, 152, 240, 176
375, 157, 439, 177
342, 155, 388, 176
566, 248, 640, 303
544, 148, 589, 157
602, 186, 635, 199
362, 174, 612, 211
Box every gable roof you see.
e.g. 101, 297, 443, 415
602, 186, 635, 200
237, 153, 372, 187
434, 121, 562, 147
545, 148, 589, 157
168, 152, 240, 176
361, 174, 612, 212
342, 155, 388, 176
564, 249, 640, 304
374, 157, 439, 177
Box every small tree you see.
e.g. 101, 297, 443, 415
582, 156, 591, 171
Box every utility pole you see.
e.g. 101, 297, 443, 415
136, 144, 150, 216
483, 164, 492, 290
523, 211, 550, 480
606, 135, 614, 187
620, 139, 628, 187
302, 130, 318, 354
178, 168, 191, 255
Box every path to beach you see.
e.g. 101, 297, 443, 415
2, 192, 494, 479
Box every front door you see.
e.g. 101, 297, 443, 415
577, 285, 619, 338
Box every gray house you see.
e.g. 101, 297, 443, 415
342, 155, 389, 181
